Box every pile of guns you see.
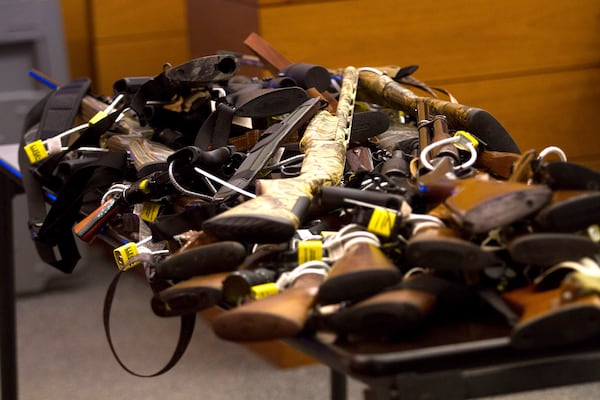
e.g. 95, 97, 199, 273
22, 34, 600, 361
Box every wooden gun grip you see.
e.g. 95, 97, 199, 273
73, 196, 121, 242
211, 272, 325, 341
151, 272, 229, 317
502, 285, 600, 349
316, 242, 401, 305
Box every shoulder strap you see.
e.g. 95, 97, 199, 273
103, 270, 196, 377
18, 79, 91, 273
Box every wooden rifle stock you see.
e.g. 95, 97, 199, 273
502, 276, 600, 349
316, 241, 402, 305
325, 272, 472, 338
442, 176, 553, 234
151, 272, 230, 317
211, 272, 324, 342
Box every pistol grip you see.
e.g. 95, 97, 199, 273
73, 197, 121, 242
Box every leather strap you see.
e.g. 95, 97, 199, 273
103, 270, 196, 377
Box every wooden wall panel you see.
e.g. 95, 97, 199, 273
91, 0, 189, 40
94, 36, 190, 95
252, 0, 600, 168
258, 0, 600, 79
442, 68, 600, 169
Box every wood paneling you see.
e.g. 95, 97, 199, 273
442, 67, 600, 169
60, 0, 600, 165
94, 36, 190, 95
258, 0, 600, 79
59, 0, 93, 81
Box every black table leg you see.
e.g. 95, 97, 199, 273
330, 367, 347, 400
0, 174, 18, 400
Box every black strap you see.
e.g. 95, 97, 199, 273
38, 78, 91, 139
194, 102, 235, 150
36, 151, 127, 245
18, 79, 92, 272
103, 270, 196, 377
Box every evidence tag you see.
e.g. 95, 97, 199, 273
251, 282, 279, 299
367, 207, 397, 238
140, 202, 161, 223
297, 240, 323, 264
24, 140, 49, 164
113, 242, 140, 271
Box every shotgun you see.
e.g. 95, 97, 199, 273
502, 271, 600, 349
357, 69, 520, 153
211, 227, 400, 341
201, 66, 359, 243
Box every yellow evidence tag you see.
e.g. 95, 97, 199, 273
140, 202, 161, 222
251, 282, 279, 299
367, 207, 397, 238
297, 240, 323, 264
89, 110, 108, 125
113, 242, 140, 271
24, 140, 49, 164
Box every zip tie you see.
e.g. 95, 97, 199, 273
113, 236, 168, 271
538, 146, 567, 162
323, 224, 381, 261
24, 94, 124, 164
193, 166, 257, 199
166, 161, 213, 201
407, 213, 446, 236
275, 260, 330, 290
357, 67, 385, 75
419, 134, 478, 171
101, 183, 130, 204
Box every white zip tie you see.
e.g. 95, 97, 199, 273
167, 161, 213, 201
275, 260, 330, 290
194, 166, 257, 199
419, 135, 478, 171
538, 146, 567, 162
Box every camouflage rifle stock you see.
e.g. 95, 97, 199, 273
201, 66, 359, 243
357, 69, 520, 153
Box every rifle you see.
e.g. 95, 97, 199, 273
201, 66, 359, 243
151, 271, 230, 317
404, 204, 505, 271
441, 175, 553, 235
213, 96, 323, 202
533, 190, 600, 232
150, 240, 247, 280
315, 238, 402, 305
324, 271, 475, 339
506, 232, 599, 267
211, 226, 399, 341
73, 144, 235, 242
243, 32, 331, 93
502, 270, 600, 349
211, 267, 326, 341
357, 69, 520, 154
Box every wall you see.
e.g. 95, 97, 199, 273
58, 0, 600, 167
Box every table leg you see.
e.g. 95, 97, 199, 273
330, 367, 347, 400
0, 174, 18, 400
